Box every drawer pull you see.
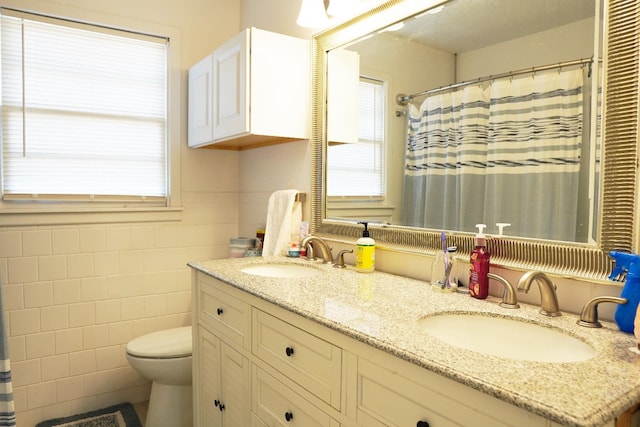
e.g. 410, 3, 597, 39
284, 411, 294, 422
416, 421, 430, 427
285, 346, 295, 357
214, 399, 225, 411
216, 307, 224, 315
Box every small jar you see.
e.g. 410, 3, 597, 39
287, 242, 300, 257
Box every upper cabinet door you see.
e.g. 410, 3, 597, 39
212, 30, 249, 141
187, 28, 310, 149
187, 53, 214, 148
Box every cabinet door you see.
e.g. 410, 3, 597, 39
197, 328, 223, 426
213, 29, 249, 140
220, 342, 251, 426
188, 54, 214, 147
197, 327, 251, 426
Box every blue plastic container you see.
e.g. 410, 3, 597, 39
610, 251, 640, 333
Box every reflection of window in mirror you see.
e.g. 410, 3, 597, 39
327, 77, 385, 198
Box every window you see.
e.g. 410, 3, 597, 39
0, 9, 168, 204
327, 77, 385, 198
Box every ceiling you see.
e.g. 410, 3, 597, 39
392, 0, 597, 53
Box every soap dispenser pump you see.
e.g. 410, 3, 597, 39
356, 222, 375, 273
469, 223, 490, 299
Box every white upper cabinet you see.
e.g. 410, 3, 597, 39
188, 28, 310, 149
327, 48, 360, 145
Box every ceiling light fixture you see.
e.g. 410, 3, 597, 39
327, 0, 360, 18
296, 0, 329, 28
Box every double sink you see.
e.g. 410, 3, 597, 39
240, 260, 597, 364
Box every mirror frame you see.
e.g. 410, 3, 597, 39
310, 0, 639, 282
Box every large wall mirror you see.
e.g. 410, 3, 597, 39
310, 0, 639, 281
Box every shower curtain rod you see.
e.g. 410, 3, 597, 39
395, 57, 594, 106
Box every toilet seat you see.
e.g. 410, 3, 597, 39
126, 326, 192, 358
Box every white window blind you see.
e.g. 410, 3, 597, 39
1, 10, 168, 202
327, 77, 385, 197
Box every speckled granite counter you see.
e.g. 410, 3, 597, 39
188, 256, 640, 427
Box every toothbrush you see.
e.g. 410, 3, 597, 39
441, 231, 449, 288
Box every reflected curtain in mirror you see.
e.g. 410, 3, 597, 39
403, 68, 584, 241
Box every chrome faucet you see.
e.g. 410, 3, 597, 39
300, 235, 333, 264
488, 273, 520, 309
577, 296, 627, 328
516, 271, 561, 317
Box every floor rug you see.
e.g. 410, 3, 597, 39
35, 402, 142, 427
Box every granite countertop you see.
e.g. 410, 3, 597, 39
188, 256, 640, 427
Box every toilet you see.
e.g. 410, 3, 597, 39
126, 326, 193, 427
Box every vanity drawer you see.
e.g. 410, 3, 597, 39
252, 309, 342, 409
252, 366, 340, 427
197, 273, 251, 350
354, 356, 547, 427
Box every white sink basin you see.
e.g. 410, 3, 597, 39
240, 263, 322, 278
418, 313, 595, 363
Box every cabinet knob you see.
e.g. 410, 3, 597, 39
416, 421, 430, 427
285, 346, 294, 357
216, 307, 223, 315
284, 411, 293, 422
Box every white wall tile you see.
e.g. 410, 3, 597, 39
41, 306, 69, 332
80, 277, 108, 302
119, 251, 144, 274
69, 303, 96, 328
52, 230, 80, 255
0, 231, 22, 258
121, 297, 146, 321
41, 354, 70, 381
95, 300, 121, 324
56, 376, 84, 402
22, 231, 52, 257
24, 282, 54, 308
8, 257, 39, 284
95, 346, 123, 371
69, 350, 96, 376
144, 294, 167, 317
39, 256, 68, 282
108, 322, 133, 346
67, 254, 95, 279
131, 227, 155, 250
79, 228, 106, 253
53, 279, 82, 305
10, 309, 41, 336
93, 252, 120, 276
8, 336, 26, 362
106, 227, 132, 251
11, 359, 41, 387
26, 332, 55, 359
3, 284, 24, 310
26, 380, 57, 409
55, 328, 83, 354
81, 325, 109, 350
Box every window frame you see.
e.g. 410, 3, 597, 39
0, 3, 182, 225
326, 75, 387, 200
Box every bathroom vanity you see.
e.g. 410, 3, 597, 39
189, 257, 640, 427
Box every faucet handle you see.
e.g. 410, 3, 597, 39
577, 296, 627, 328
488, 273, 520, 309
334, 249, 353, 268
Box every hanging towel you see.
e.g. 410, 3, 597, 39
262, 190, 302, 257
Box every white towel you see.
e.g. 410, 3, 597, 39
262, 190, 302, 257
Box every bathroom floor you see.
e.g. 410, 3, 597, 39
133, 401, 148, 425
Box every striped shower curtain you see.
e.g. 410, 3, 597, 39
0, 283, 16, 427
403, 68, 584, 241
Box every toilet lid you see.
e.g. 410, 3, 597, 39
126, 326, 192, 358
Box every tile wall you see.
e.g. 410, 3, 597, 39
0, 190, 239, 425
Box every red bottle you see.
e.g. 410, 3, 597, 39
469, 224, 490, 299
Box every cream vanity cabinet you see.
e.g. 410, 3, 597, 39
187, 27, 310, 149
192, 270, 608, 427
